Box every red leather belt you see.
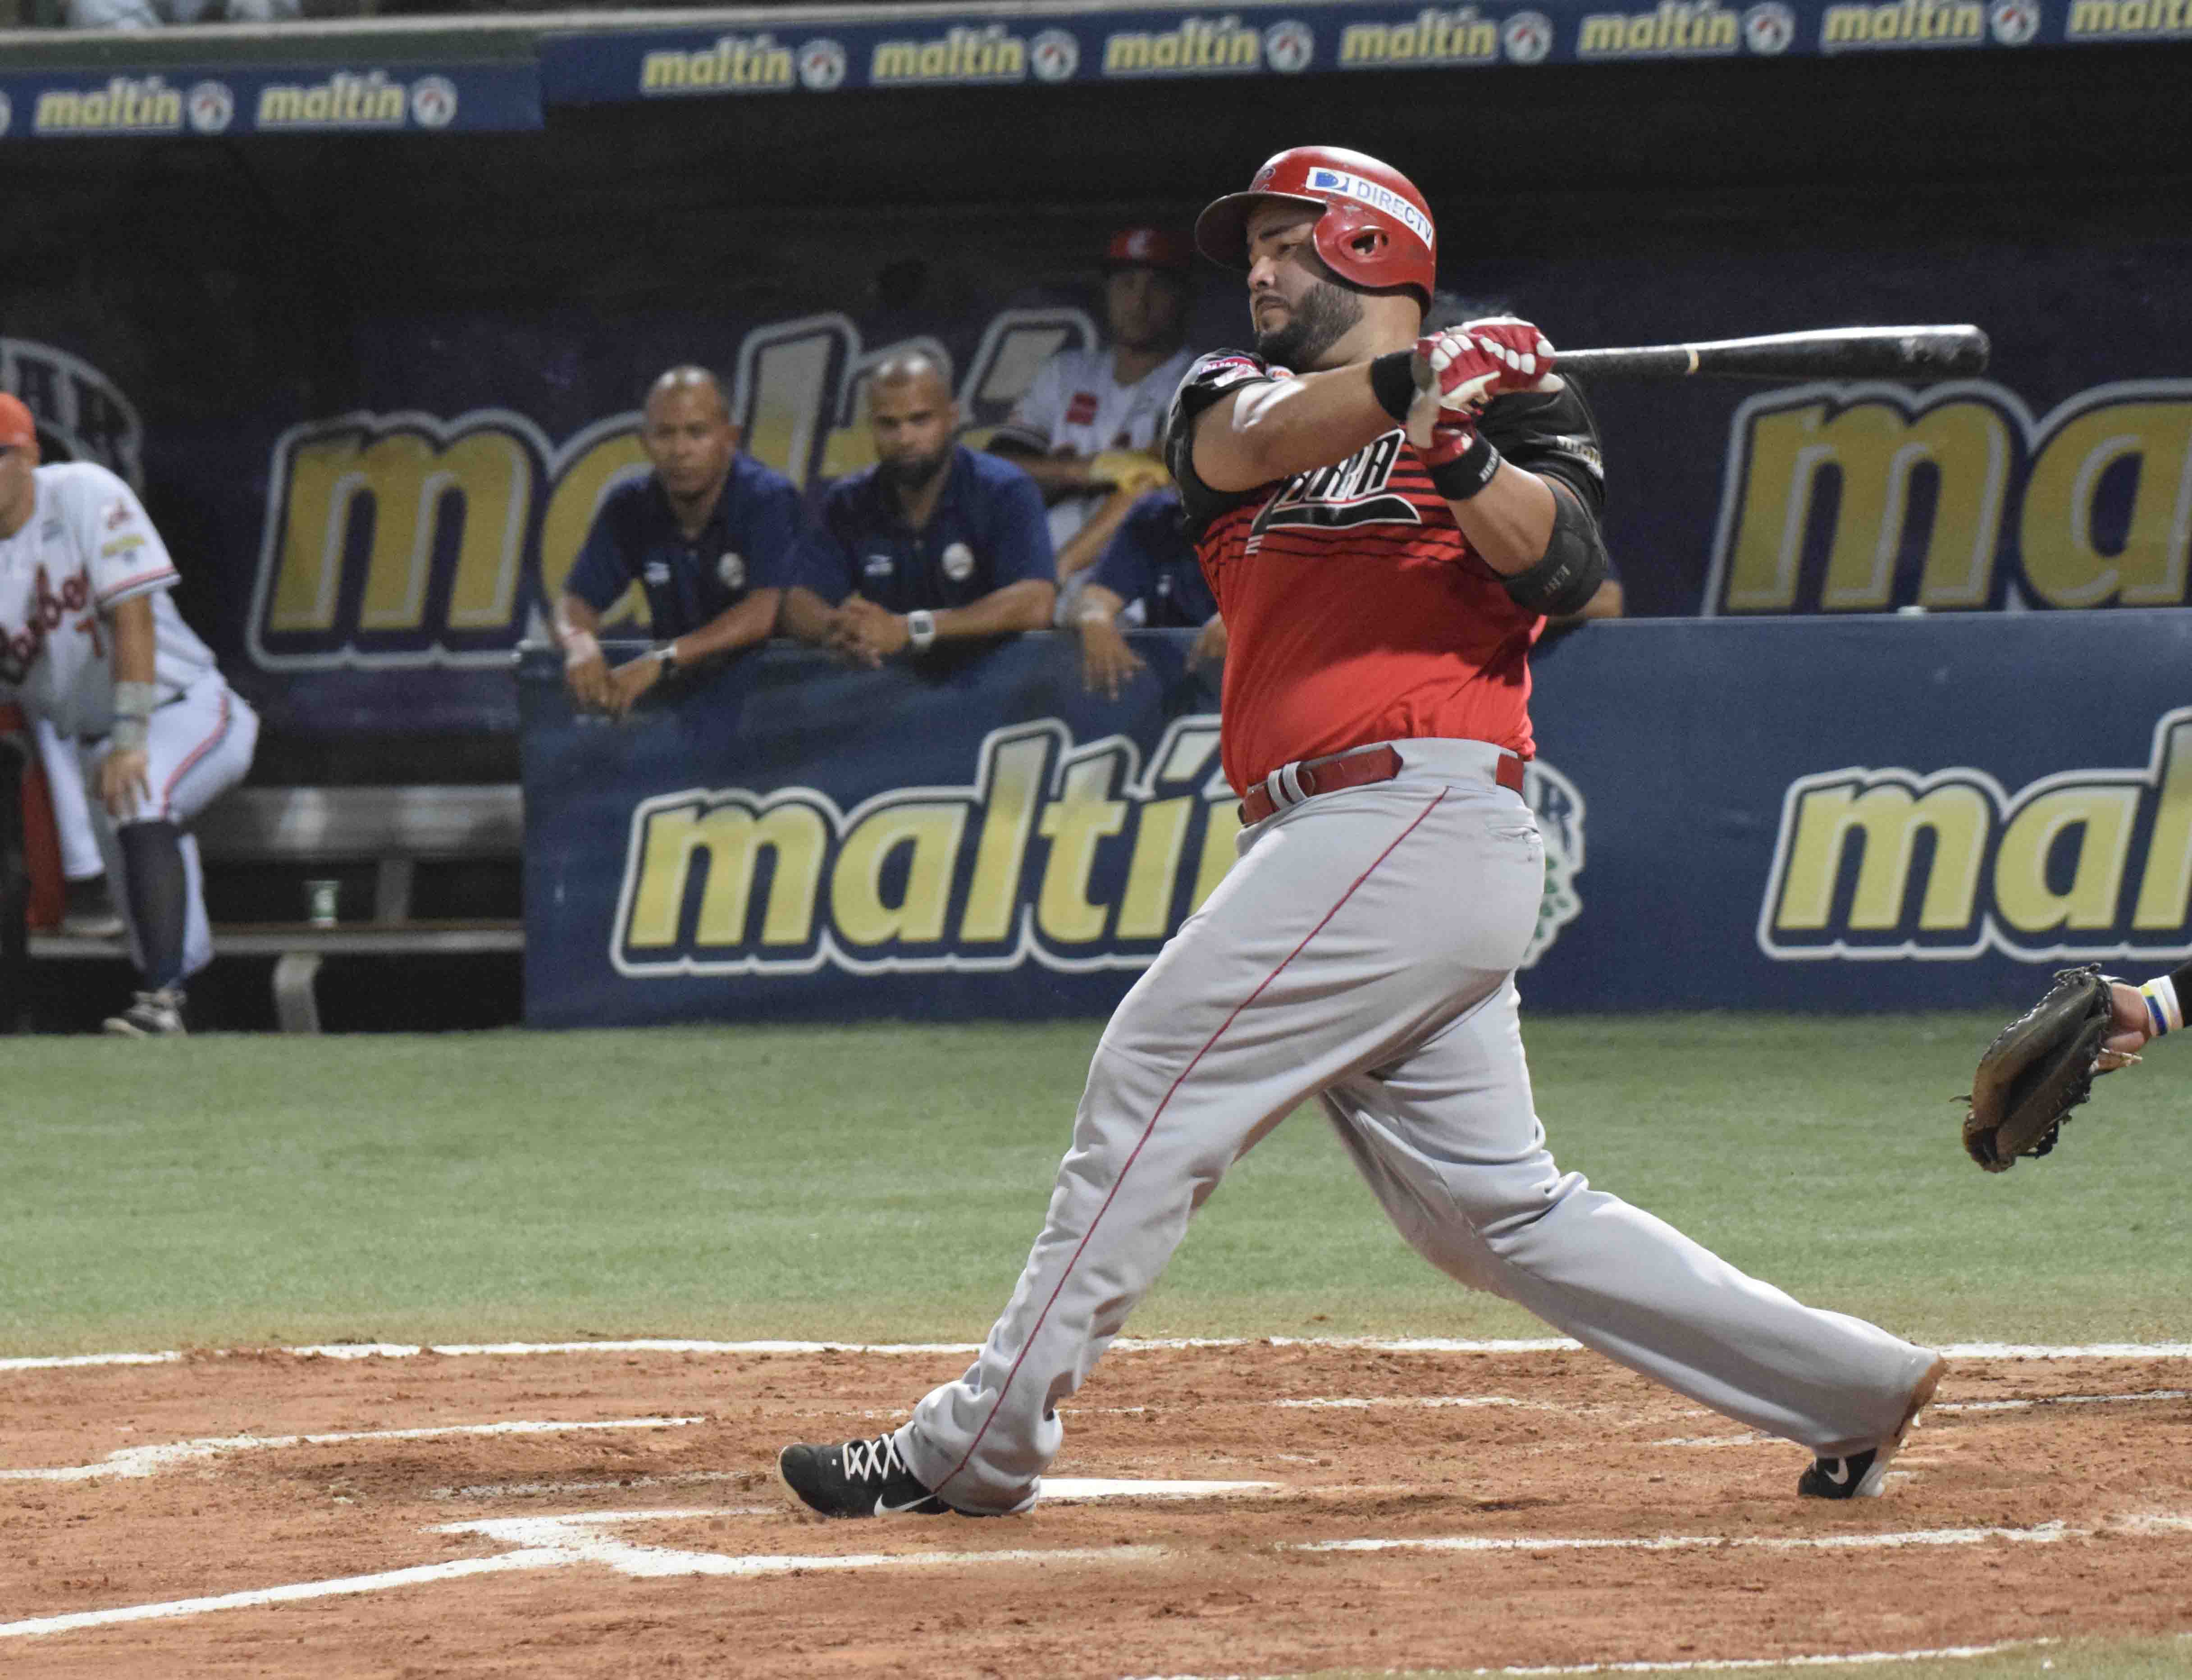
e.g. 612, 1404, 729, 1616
1238, 744, 1526, 826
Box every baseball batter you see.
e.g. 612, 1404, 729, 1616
781, 148, 1945, 1518
0, 392, 258, 1035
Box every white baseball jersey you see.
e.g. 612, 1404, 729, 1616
996, 344, 1197, 549
0, 462, 219, 739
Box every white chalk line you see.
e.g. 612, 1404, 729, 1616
429, 1472, 751, 1500
14, 1507, 2186, 1646
13, 1383, 2181, 1485
0, 1486, 1247, 1640
1936, 1387, 2188, 1413
0, 1416, 704, 1483
10, 1336, 2192, 1374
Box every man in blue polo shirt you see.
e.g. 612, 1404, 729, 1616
782, 352, 1054, 667
1069, 488, 1225, 699
555, 366, 805, 716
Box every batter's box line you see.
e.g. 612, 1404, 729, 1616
9, 1510, 2188, 1645
9, 1337, 2192, 1374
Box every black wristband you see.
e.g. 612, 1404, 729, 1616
1368, 351, 1417, 425
1429, 435, 1501, 500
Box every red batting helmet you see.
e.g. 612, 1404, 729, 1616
1102, 226, 1194, 274
1194, 146, 1436, 307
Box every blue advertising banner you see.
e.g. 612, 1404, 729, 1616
4, 0, 2181, 146
0, 63, 540, 139
534, 0, 2185, 102
520, 613, 2192, 1026
523, 634, 1231, 1026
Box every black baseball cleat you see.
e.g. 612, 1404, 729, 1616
1800, 1351, 1949, 1500
779, 1433, 953, 1518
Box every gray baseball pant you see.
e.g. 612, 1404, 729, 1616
900, 738, 1938, 1514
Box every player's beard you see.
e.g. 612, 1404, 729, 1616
1255, 278, 1364, 369
878, 448, 950, 492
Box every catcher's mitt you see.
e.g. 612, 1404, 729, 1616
1961, 965, 2115, 1172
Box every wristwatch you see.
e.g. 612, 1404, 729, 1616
906, 609, 937, 653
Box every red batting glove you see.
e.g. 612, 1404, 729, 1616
1421, 418, 1480, 468
1406, 317, 1557, 447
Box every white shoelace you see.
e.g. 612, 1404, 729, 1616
841, 1434, 911, 1483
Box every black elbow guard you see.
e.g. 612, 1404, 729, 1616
1499, 487, 1608, 617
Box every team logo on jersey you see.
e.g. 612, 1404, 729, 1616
644, 560, 672, 586
717, 550, 746, 590
0, 563, 92, 685
1522, 758, 1587, 968
1250, 429, 1417, 534
1066, 392, 1100, 426
863, 552, 895, 579
941, 541, 976, 581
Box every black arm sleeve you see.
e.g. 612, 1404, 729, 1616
1479, 377, 1607, 522
1164, 350, 1281, 541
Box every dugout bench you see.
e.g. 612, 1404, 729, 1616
26, 784, 524, 1033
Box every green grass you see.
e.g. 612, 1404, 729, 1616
2, 1013, 2187, 1355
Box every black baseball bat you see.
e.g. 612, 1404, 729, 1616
1555, 324, 1989, 381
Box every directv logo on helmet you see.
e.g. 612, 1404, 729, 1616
1306, 168, 1432, 247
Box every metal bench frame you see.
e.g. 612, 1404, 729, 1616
31, 785, 524, 1032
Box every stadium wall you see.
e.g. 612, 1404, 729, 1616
521, 616, 2192, 1022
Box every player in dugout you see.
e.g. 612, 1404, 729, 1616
781, 352, 1055, 665
987, 227, 1198, 621
555, 366, 809, 717
0, 391, 258, 1036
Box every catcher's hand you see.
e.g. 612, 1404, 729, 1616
1961, 965, 2117, 1172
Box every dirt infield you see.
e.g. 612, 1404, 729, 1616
5, 1341, 2190, 1677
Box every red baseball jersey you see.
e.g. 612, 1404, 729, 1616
1166, 352, 1607, 796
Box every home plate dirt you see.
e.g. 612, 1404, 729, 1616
3, 1341, 2189, 1677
